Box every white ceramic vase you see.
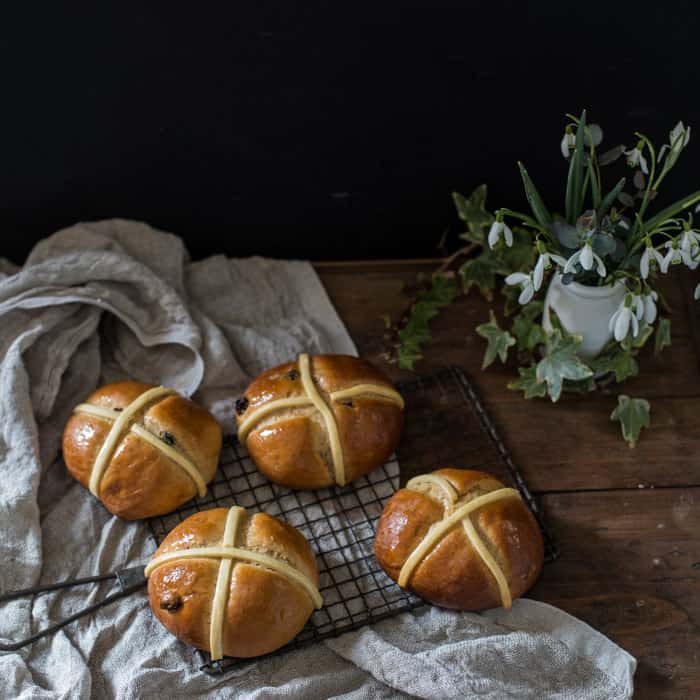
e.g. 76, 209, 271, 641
542, 274, 626, 360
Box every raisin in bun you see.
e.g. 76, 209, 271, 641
145, 506, 322, 659
62, 381, 222, 520
235, 354, 404, 489
374, 468, 544, 610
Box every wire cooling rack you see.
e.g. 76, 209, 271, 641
146, 366, 557, 674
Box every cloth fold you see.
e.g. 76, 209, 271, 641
0, 220, 635, 699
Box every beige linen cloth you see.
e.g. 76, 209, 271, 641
0, 220, 635, 699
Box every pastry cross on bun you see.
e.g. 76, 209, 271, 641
374, 468, 544, 610
62, 381, 222, 520
235, 354, 404, 489
146, 506, 322, 660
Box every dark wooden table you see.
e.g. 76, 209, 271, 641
316, 260, 700, 700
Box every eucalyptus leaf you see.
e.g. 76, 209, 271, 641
476, 310, 516, 369
586, 124, 603, 147
599, 145, 625, 166
610, 237, 627, 262
617, 191, 635, 208
610, 395, 651, 447
633, 170, 646, 191
551, 219, 579, 249
591, 233, 617, 257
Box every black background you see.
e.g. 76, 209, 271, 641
2, 2, 698, 263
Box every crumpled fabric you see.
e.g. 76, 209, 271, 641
0, 220, 635, 699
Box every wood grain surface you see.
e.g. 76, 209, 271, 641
316, 261, 700, 700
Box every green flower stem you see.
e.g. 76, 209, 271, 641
633, 132, 657, 238
644, 190, 700, 233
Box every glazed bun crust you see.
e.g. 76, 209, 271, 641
62, 381, 222, 520
236, 355, 403, 489
374, 468, 544, 610
147, 508, 319, 658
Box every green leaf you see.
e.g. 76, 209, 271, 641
644, 189, 700, 233
397, 274, 459, 370
587, 154, 601, 210
598, 178, 627, 221
501, 284, 522, 317
589, 348, 639, 383
565, 109, 587, 223
564, 376, 597, 394
517, 162, 552, 228
511, 301, 546, 351
535, 328, 593, 402
620, 321, 654, 351
452, 185, 494, 244
654, 317, 672, 356
508, 364, 547, 399
459, 255, 499, 299
476, 310, 516, 369
610, 395, 651, 447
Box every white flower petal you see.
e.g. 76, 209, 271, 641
614, 308, 630, 342
644, 295, 657, 324
630, 313, 639, 337
563, 251, 580, 274
640, 248, 650, 279
533, 255, 545, 291
580, 244, 594, 270
639, 152, 649, 175
488, 221, 502, 249
550, 254, 568, 268
505, 272, 528, 286
519, 283, 535, 305
634, 295, 645, 320
660, 249, 674, 274
503, 223, 514, 247
695, 282, 700, 300
595, 253, 607, 278
561, 135, 569, 158
609, 308, 620, 333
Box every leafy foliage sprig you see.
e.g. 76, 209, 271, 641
385, 111, 699, 447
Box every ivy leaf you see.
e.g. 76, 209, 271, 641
564, 376, 597, 394
501, 284, 523, 317
589, 348, 639, 383
459, 255, 499, 299
511, 301, 546, 351
535, 328, 593, 402
508, 364, 547, 398
654, 317, 672, 356
610, 395, 651, 447
452, 184, 494, 244
476, 310, 516, 369
620, 321, 654, 351
397, 274, 459, 370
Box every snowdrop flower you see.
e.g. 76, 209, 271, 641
624, 141, 648, 174
679, 227, 700, 254
695, 283, 700, 300
609, 295, 640, 342
488, 218, 513, 249
640, 240, 665, 279
560, 127, 575, 158
660, 240, 696, 273
533, 251, 568, 291
563, 242, 606, 277
659, 121, 691, 161
505, 272, 536, 305
631, 294, 645, 321
642, 291, 658, 324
